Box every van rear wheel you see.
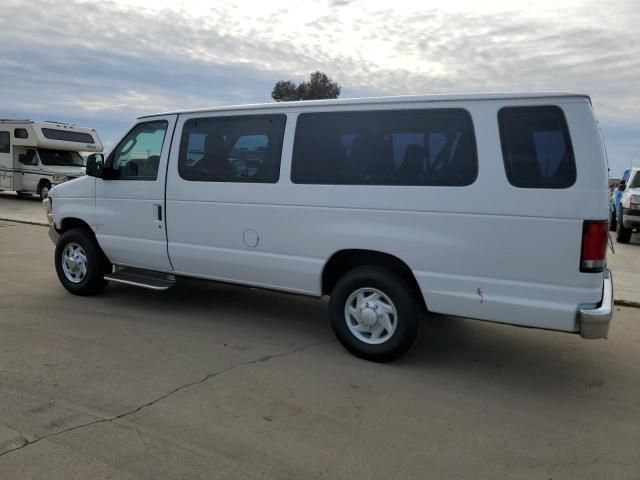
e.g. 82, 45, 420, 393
55, 228, 111, 295
329, 266, 419, 362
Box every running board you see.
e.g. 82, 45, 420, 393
104, 267, 175, 291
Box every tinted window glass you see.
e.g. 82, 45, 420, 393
107, 121, 168, 179
291, 109, 477, 186
498, 106, 576, 188
38, 148, 84, 167
629, 171, 640, 189
0, 131, 9, 153
14, 128, 28, 139
42, 128, 94, 144
179, 115, 286, 183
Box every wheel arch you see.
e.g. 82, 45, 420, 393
321, 249, 427, 312
58, 217, 92, 234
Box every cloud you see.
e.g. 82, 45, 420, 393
0, 0, 637, 173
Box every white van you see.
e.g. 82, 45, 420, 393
0, 119, 103, 199
44, 93, 613, 361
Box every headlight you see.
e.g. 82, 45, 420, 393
52, 174, 68, 182
631, 195, 640, 205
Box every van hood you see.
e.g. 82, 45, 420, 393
48, 175, 95, 199
46, 164, 85, 177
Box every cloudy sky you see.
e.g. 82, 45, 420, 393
1, 0, 638, 175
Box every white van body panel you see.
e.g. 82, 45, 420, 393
51, 93, 610, 336
49, 175, 96, 229
93, 115, 176, 271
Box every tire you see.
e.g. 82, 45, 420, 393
55, 228, 111, 295
38, 181, 51, 200
609, 209, 617, 231
329, 266, 420, 362
615, 212, 632, 244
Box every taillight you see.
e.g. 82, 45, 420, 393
580, 220, 608, 273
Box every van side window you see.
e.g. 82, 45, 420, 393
178, 114, 286, 183
107, 121, 168, 180
0, 132, 9, 153
291, 109, 478, 186
498, 106, 576, 189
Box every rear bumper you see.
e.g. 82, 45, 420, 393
579, 269, 613, 339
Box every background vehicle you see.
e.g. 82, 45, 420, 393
0, 119, 103, 199
45, 93, 612, 362
613, 167, 640, 243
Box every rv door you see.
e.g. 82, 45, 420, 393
0, 131, 13, 190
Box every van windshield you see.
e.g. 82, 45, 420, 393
38, 148, 84, 167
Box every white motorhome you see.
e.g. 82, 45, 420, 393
0, 120, 103, 199
44, 93, 613, 362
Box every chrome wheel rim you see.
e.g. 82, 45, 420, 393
40, 186, 49, 199
344, 287, 398, 345
61, 243, 87, 283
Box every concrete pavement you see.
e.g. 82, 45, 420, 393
0, 192, 47, 225
0, 221, 639, 479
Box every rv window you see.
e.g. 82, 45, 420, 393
21, 149, 38, 166
41, 128, 94, 144
0, 132, 9, 153
14, 128, 28, 139
178, 114, 286, 183
498, 106, 576, 189
38, 149, 83, 167
291, 109, 478, 186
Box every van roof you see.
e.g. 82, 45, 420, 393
138, 91, 591, 118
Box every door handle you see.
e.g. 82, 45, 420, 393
155, 204, 163, 221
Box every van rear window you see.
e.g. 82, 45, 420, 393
498, 106, 576, 189
291, 109, 478, 186
41, 128, 95, 144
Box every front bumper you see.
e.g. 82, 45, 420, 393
579, 269, 613, 339
622, 208, 640, 229
48, 224, 60, 244
43, 198, 59, 244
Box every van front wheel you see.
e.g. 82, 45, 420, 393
55, 228, 111, 295
329, 266, 419, 362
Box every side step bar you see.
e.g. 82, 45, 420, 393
104, 267, 176, 291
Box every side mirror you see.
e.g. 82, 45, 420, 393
18, 154, 26, 164
618, 181, 626, 191
86, 153, 104, 178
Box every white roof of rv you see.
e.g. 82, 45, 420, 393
0, 119, 98, 132
138, 92, 591, 118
